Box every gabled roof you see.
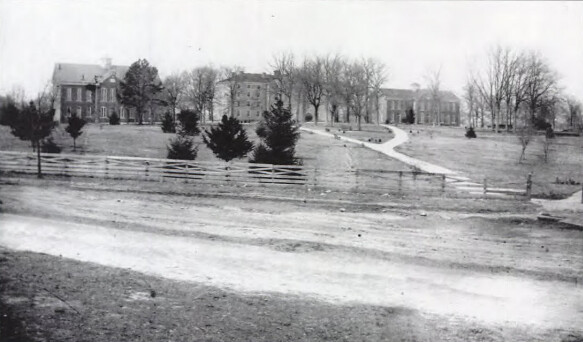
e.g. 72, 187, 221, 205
52, 63, 130, 86
381, 88, 460, 102
218, 72, 275, 84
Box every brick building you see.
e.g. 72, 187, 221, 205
214, 72, 280, 123
380, 88, 461, 125
52, 59, 140, 123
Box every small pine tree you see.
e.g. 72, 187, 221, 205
0, 102, 19, 127
465, 126, 477, 138
178, 109, 200, 136
167, 135, 198, 160
41, 136, 62, 154
10, 101, 56, 177
250, 99, 300, 165
109, 111, 120, 125
65, 113, 86, 150
161, 112, 176, 133
203, 115, 253, 162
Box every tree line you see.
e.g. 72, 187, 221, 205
464, 45, 582, 133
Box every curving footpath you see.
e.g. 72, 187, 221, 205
300, 125, 512, 196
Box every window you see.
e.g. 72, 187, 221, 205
101, 107, 107, 118
101, 88, 107, 102
87, 90, 92, 102
110, 88, 116, 103
256, 111, 259, 117
247, 110, 250, 116
236, 110, 240, 116
77, 106, 82, 116
77, 88, 82, 102
237, 101, 240, 106
247, 92, 250, 97
120, 108, 126, 119
66, 88, 72, 101
110, 107, 115, 117
66, 106, 71, 116
247, 84, 250, 88
88, 106, 92, 117
237, 84, 241, 88
257, 85, 260, 89
247, 101, 250, 106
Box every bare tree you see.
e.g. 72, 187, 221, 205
517, 122, 535, 163
424, 66, 442, 125
8, 85, 27, 109
271, 52, 296, 113
565, 95, 582, 130
298, 56, 325, 125
345, 61, 368, 131
365, 59, 387, 125
463, 80, 477, 127
184, 66, 219, 124
163, 72, 186, 121
220, 66, 245, 119
523, 51, 558, 126
322, 54, 344, 126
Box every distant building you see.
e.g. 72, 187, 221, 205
52, 59, 154, 123
214, 72, 280, 123
379, 88, 461, 126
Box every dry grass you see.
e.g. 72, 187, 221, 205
396, 125, 583, 198
0, 123, 410, 172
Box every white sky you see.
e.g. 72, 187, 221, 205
1, 0, 582, 100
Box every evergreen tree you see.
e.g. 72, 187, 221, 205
250, 99, 300, 165
203, 115, 253, 162
109, 111, 120, 125
0, 102, 19, 127
178, 109, 200, 136
118, 59, 163, 125
465, 126, 477, 138
161, 112, 176, 133
65, 113, 86, 151
167, 135, 198, 160
10, 101, 56, 177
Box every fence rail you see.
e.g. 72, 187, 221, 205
0, 151, 527, 199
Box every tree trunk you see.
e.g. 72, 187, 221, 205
73, 138, 76, 151
314, 104, 319, 126
36, 140, 42, 178
357, 115, 362, 131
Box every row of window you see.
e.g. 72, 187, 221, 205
237, 84, 262, 89
235, 101, 262, 107
387, 100, 459, 112
66, 106, 129, 119
235, 110, 261, 117
65, 87, 116, 103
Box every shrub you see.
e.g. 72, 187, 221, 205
41, 137, 61, 153
167, 135, 198, 160
305, 113, 313, 122
177, 109, 200, 136
250, 99, 300, 165
161, 112, 176, 133
203, 115, 253, 162
465, 127, 477, 138
545, 127, 555, 139
109, 111, 120, 125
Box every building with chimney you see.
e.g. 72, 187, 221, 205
52, 59, 136, 123
380, 88, 461, 125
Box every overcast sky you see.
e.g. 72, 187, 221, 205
1, 0, 582, 100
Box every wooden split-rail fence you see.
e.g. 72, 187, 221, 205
0, 151, 528, 199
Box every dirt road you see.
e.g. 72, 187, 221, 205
1, 183, 582, 335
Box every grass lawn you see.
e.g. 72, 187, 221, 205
0, 123, 411, 172
396, 125, 583, 198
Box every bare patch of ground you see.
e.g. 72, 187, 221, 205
1, 182, 582, 341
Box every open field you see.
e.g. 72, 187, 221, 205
395, 125, 583, 198
0, 123, 410, 172
0, 182, 582, 341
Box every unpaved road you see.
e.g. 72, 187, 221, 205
1, 183, 582, 335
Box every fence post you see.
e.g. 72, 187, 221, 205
184, 163, 189, 183
483, 178, 488, 198
398, 171, 403, 194
105, 157, 109, 179
441, 174, 446, 194
145, 161, 149, 180
526, 173, 532, 200
271, 165, 275, 181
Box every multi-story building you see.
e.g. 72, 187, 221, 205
380, 88, 461, 126
52, 59, 138, 123
214, 72, 280, 123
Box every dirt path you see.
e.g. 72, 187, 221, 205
1, 185, 582, 333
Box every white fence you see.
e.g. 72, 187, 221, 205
0, 151, 527, 198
